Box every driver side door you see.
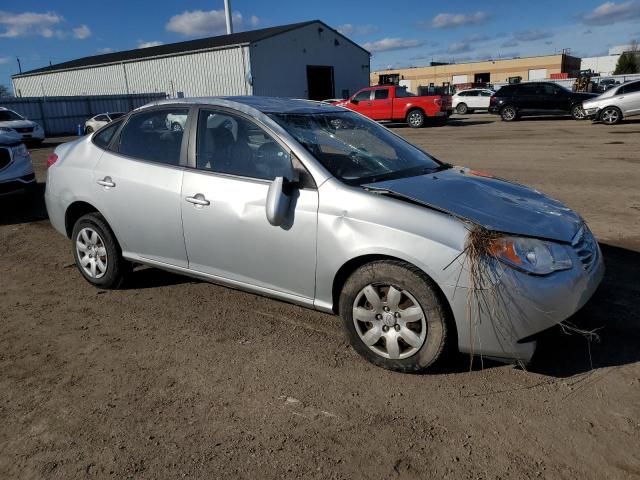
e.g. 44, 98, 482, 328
180, 108, 319, 301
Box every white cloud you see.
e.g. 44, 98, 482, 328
0, 56, 10, 64
73, 24, 91, 39
97, 47, 113, 54
582, 1, 640, 25
514, 30, 551, 41
336, 23, 378, 36
362, 38, 423, 53
0, 11, 63, 38
166, 9, 259, 37
429, 11, 490, 29
447, 42, 472, 54
137, 40, 164, 49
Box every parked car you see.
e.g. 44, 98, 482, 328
336, 85, 452, 127
45, 97, 603, 372
0, 130, 36, 197
0, 107, 45, 145
166, 112, 187, 131
595, 78, 620, 93
582, 79, 640, 125
489, 82, 598, 121
452, 88, 495, 114
85, 112, 125, 134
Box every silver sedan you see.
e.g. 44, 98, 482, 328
45, 97, 604, 372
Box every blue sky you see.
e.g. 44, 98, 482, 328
1, 0, 639, 89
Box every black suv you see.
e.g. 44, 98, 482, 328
488, 82, 598, 121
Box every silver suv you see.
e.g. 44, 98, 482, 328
583, 79, 640, 124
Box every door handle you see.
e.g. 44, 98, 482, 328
185, 193, 210, 206
97, 176, 116, 188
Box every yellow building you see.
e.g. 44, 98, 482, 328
371, 54, 581, 91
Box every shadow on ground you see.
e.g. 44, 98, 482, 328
528, 243, 640, 377
0, 183, 48, 226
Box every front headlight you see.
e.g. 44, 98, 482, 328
0, 127, 15, 132
488, 236, 573, 275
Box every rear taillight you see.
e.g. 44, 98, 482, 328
47, 153, 58, 168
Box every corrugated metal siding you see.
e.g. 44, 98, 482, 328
0, 93, 165, 135
250, 23, 370, 98
12, 46, 253, 98
13, 64, 127, 97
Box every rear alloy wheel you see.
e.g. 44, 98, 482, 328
600, 107, 622, 125
406, 109, 425, 128
456, 103, 468, 114
571, 104, 586, 120
85, 126, 94, 134
171, 122, 183, 132
339, 260, 450, 373
72, 213, 130, 289
500, 105, 518, 122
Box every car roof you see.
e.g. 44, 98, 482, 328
143, 96, 345, 114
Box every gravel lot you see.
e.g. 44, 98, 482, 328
1, 114, 639, 479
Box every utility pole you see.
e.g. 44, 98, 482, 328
16, 57, 22, 74
224, 0, 233, 34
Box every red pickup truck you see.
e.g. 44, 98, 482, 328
336, 85, 452, 128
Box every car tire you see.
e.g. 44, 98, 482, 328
456, 103, 468, 114
339, 260, 450, 373
500, 105, 518, 122
71, 213, 131, 289
570, 104, 586, 120
85, 126, 94, 134
600, 106, 622, 125
406, 109, 425, 128
171, 122, 183, 132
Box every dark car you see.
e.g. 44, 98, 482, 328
489, 82, 598, 121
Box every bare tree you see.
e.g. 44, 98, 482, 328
0, 84, 14, 97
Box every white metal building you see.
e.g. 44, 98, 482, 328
12, 20, 370, 101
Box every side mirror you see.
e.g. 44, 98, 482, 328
350, 98, 359, 105
266, 176, 292, 226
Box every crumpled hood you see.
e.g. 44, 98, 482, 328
0, 130, 23, 144
363, 167, 582, 243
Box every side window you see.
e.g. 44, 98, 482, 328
117, 108, 188, 166
374, 89, 389, 100
519, 84, 538, 95
458, 91, 469, 96
92, 120, 122, 149
95, 115, 109, 122
353, 90, 371, 102
195, 109, 293, 181
480, 91, 493, 97
620, 82, 640, 94
467, 91, 480, 97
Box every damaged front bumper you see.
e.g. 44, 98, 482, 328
441, 242, 605, 364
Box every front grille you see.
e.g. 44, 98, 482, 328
572, 225, 598, 271
0, 147, 11, 170
14, 127, 34, 133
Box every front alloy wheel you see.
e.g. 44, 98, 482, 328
339, 260, 450, 373
600, 107, 622, 125
353, 284, 427, 360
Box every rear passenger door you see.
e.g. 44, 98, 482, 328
92, 106, 192, 268
370, 88, 392, 120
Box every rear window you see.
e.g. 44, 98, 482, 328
395, 87, 415, 98
620, 81, 640, 94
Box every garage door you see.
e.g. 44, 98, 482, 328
452, 75, 468, 85
528, 69, 548, 80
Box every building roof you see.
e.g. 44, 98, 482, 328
15, 20, 368, 78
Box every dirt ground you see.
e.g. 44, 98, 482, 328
1, 114, 639, 479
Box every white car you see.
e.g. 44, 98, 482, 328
452, 89, 495, 114
0, 107, 45, 145
0, 130, 36, 197
85, 112, 126, 134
